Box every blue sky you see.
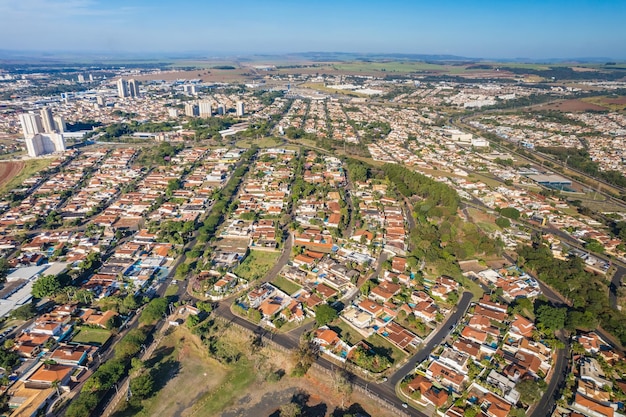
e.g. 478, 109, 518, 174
0, 0, 624, 59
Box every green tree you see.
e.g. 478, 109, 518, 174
517, 379, 543, 405
139, 298, 168, 325
11, 303, 37, 320
315, 304, 338, 327
32, 275, 62, 298
279, 403, 302, 417
499, 207, 520, 220
130, 373, 155, 399
495, 217, 511, 228
535, 304, 566, 334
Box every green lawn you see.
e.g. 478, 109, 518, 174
272, 275, 301, 295
234, 250, 280, 281
235, 137, 282, 148
331, 320, 364, 346
366, 333, 407, 365
71, 327, 112, 346
164, 284, 178, 297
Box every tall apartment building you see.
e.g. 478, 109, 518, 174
183, 84, 197, 95
40, 107, 55, 133
19, 110, 66, 157
216, 104, 225, 115
53, 116, 66, 133
18, 113, 43, 138
128, 79, 140, 98
25, 133, 66, 157
117, 78, 129, 98
185, 103, 199, 117
236, 101, 245, 116
199, 101, 212, 117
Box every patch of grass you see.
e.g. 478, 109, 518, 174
71, 327, 111, 346
0, 158, 52, 195
234, 250, 280, 281
469, 172, 503, 188
272, 275, 301, 295
366, 333, 406, 365
189, 358, 256, 416
331, 320, 364, 346
164, 285, 178, 297
278, 316, 314, 333
235, 137, 282, 148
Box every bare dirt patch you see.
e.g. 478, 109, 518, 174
220, 367, 399, 417
0, 161, 24, 189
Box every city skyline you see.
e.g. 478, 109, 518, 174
0, 0, 625, 59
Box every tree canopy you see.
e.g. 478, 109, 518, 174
315, 304, 338, 327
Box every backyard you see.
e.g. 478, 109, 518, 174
71, 327, 112, 346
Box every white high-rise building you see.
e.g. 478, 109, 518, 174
168, 108, 179, 118
40, 107, 55, 133
18, 113, 43, 138
25, 133, 65, 157
117, 78, 129, 98
89, 74, 94, 82
77, 74, 85, 83
128, 79, 140, 98
183, 85, 197, 95
185, 103, 199, 117
54, 116, 66, 133
96, 96, 106, 107
199, 101, 212, 117
236, 101, 245, 116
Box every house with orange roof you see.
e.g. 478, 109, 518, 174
572, 393, 614, 417
358, 300, 384, 317
426, 360, 467, 392
461, 326, 488, 344
391, 257, 407, 273
258, 298, 283, 319
481, 392, 512, 417
26, 363, 74, 390
83, 309, 118, 329
510, 314, 534, 338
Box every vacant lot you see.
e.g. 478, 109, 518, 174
583, 95, 626, 111
234, 250, 280, 281
113, 326, 229, 417
272, 275, 301, 295
235, 137, 283, 148
71, 327, 111, 346
542, 99, 607, 112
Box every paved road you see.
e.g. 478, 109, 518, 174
529, 340, 569, 417
389, 292, 473, 385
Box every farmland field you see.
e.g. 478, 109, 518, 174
0, 161, 24, 191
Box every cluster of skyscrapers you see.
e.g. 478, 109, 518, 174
116, 78, 140, 99
182, 100, 244, 118
18, 108, 66, 157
